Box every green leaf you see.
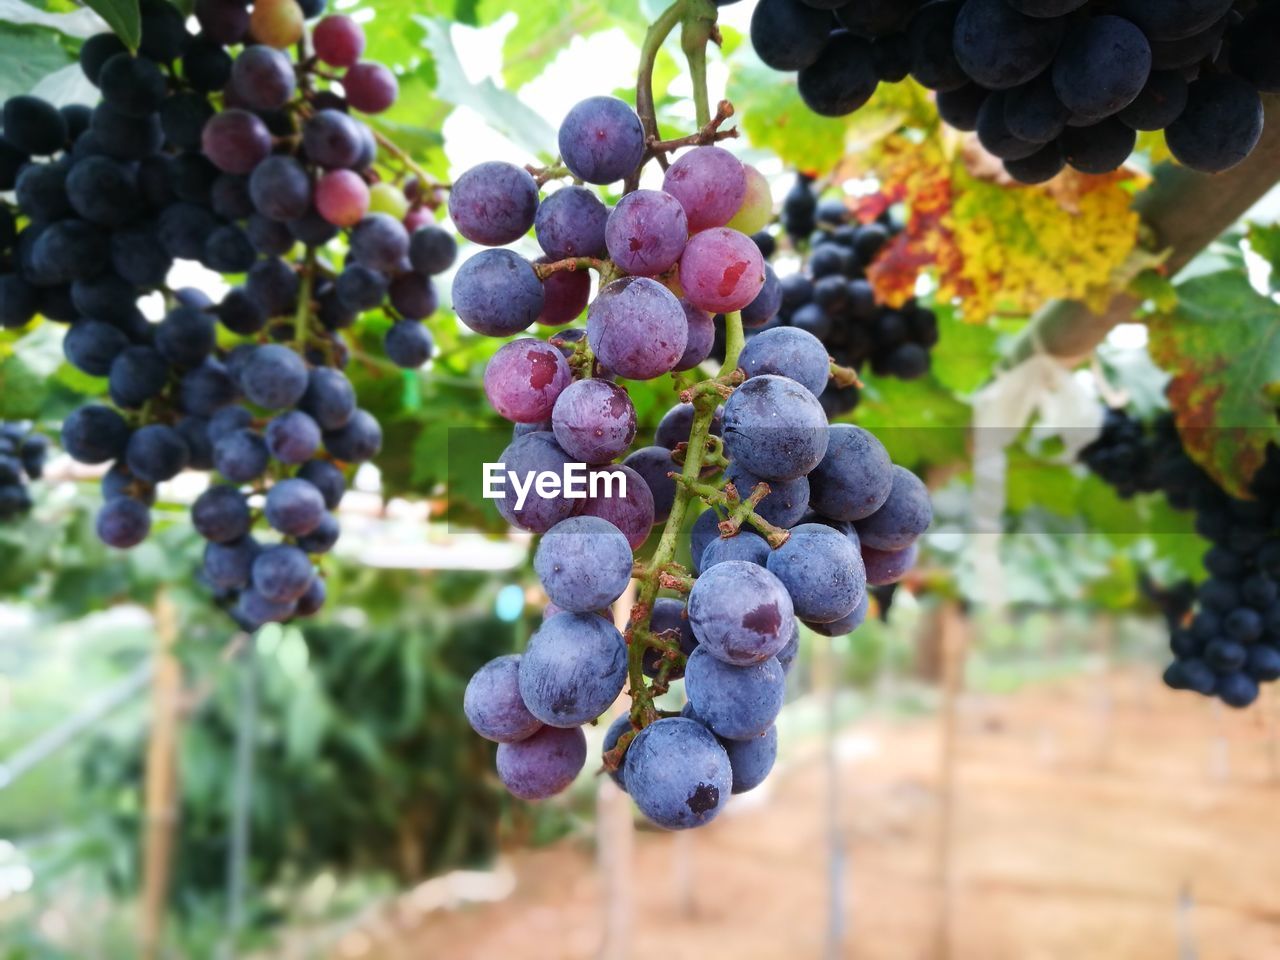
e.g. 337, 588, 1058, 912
416, 15, 558, 157
82, 0, 140, 50
0, 23, 75, 101
0, 0, 105, 37
1147, 269, 1280, 498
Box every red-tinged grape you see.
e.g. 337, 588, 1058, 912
678, 227, 766, 314
604, 189, 688, 277
484, 338, 573, 424
448, 160, 539, 247
313, 15, 365, 68
726, 164, 772, 235
343, 62, 398, 114
314, 169, 370, 227
250, 0, 305, 49
551, 378, 636, 464
201, 108, 271, 174
586, 277, 688, 381
579, 464, 655, 550
229, 45, 296, 111
662, 146, 747, 232
536, 260, 591, 326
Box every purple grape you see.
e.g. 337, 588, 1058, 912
741, 264, 783, 329
766, 522, 865, 623
862, 542, 918, 586
807, 424, 893, 521
519, 610, 628, 727
579, 464, 655, 550
299, 367, 356, 430
494, 432, 577, 533
230, 45, 296, 110
465, 654, 543, 743
483, 338, 573, 424
264, 477, 326, 537
602, 714, 632, 789
662, 146, 747, 232
551, 378, 636, 464
191, 484, 251, 546
388, 273, 437, 320
298, 459, 345, 509
251, 543, 314, 603
738, 326, 831, 397
622, 446, 678, 524
655, 402, 724, 450
586, 277, 687, 381
241, 344, 309, 410
204, 536, 258, 590
296, 514, 339, 555
202, 109, 271, 174
684, 646, 785, 741
302, 108, 364, 169
644, 597, 699, 679
447, 160, 539, 246
689, 507, 722, 576
214, 429, 269, 482
536, 262, 591, 326
558, 96, 645, 185
125, 424, 190, 483
452, 249, 544, 337
721, 724, 777, 794
624, 717, 732, 829
97, 497, 151, 548
235, 589, 297, 628
350, 213, 409, 272
674, 299, 714, 371
535, 185, 608, 260
688, 560, 794, 665
604, 189, 688, 277
249, 155, 311, 222
384, 320, 434, 368
495, 725, 587, 800
62, 405, 130, 465
805, 591, 870, 637
323, 408, 382, 463
722, 375, 829, 481
408, 224, 457, 275
854, 465, 931, 550
534, 515, 633, 612
265, 410, 321, 464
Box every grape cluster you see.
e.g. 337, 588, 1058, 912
1080, 409, 1280, 708
744, 0, 1274, 181
732, 173, 937, 416
456, 97, 931, 827
0, 422, 47, 520
0, 1, 459, 628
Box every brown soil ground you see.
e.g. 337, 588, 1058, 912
333, 667, 1280, 960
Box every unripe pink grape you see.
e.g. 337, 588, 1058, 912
202, 109, 273, 174
344, 62, 398, 114
726, 165, 773, 235
403, 206, 432, 232
313, 15, 365, 68
484, 338, 573, 423
315, 169, 370, 227
679, 227, 766, 314
250, 0, 305, 49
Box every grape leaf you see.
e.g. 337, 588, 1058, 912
0, 0, 105, 36
1147, 269, 1280, 498
0, 24, 75, 102
82, 0, 140, 49
416, 15, 557, 158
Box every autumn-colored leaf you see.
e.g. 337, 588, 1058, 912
1148, 269, 1280, 498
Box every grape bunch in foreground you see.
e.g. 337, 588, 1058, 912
457, 96, 931, 827
0, 1, 460, 628
745, 0, 1274, 181
728, 173, 937, 416
0, 422, 47, 520
1080, 409, 1280, 708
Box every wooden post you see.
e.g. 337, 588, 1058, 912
1092, 616, 1116, 769
140, 590, 182, 960
934, 602, 969, 960
818, 636, 846, 960
598, 583, 637, 960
